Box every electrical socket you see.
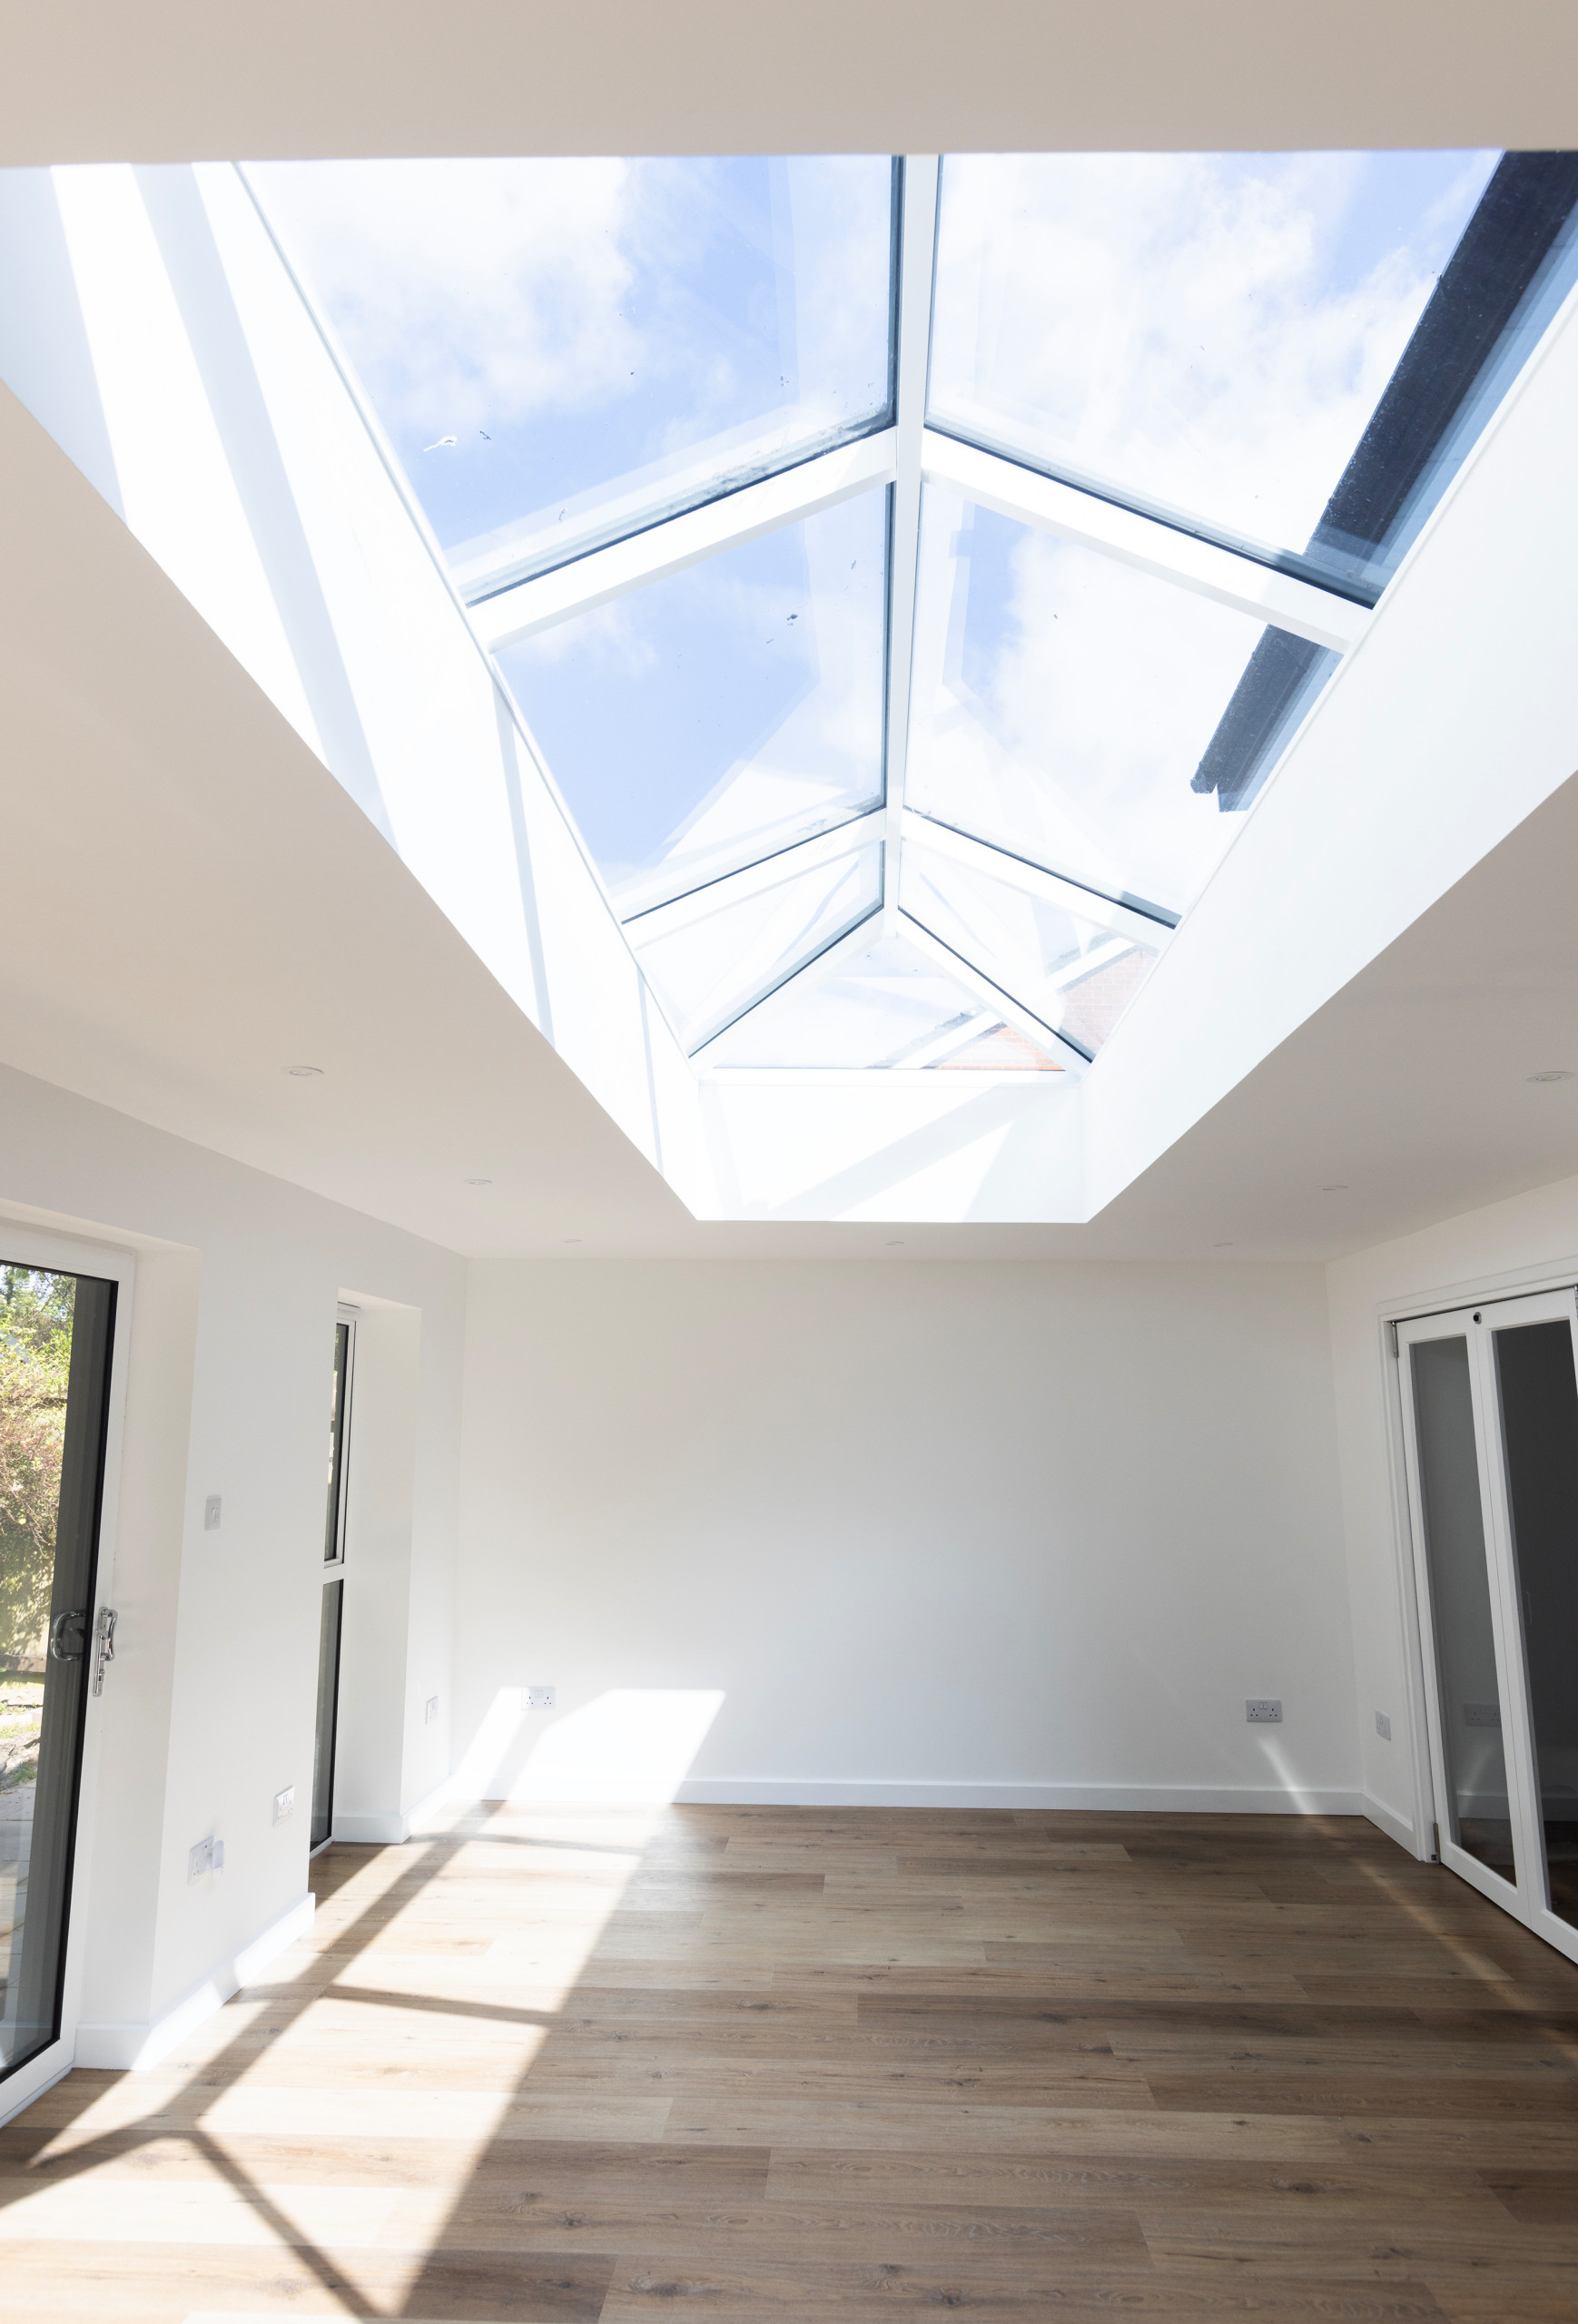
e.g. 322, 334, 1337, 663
273, 1786, 295, 1823
1246, 1699, 1283, 1724
1464, 1700, 1502, 1728
526, 1685, 556, 1710
188, 1837, 214, 1882
1375, 1710, 1392, 1740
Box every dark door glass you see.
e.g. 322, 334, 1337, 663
311, 1578, 343, 1851
1493, 1320, 1578, 1928
1411, 1334, 1517, 1883
0, 1264, 114, 2078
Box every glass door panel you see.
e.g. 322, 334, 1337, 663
1491, 1317, 1578, 1930
311, 1579, 343, 1853
0, 1263, 115, 2081
1405, 1330, 1518, 1886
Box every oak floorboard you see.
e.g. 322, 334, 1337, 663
4, 1805, 1576, 2318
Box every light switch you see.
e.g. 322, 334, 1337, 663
203, 1495, 222, 1531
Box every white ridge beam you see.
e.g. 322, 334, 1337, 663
880, 155, 940, 939
900, 811, 1174, 950
921, 430, 1370, 653
690, 909, 882, 1067
900, 909, 1090, 1074
471, 431, 896, 650
625, 812, 883, 944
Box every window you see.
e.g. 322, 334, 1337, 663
253, 150, 1578, 1074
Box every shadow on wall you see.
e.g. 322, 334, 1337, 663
437, 1688, 726, 1812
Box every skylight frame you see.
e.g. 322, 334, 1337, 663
259, 150, 1537, 1078
466, 151, 1379, 1072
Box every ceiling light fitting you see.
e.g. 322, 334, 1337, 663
464, 1176, 493, 1186
283, 1065, 323, 1078
1527, 1069, 1574, 1083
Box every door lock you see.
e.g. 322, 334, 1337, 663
92, 1607, 118, 1696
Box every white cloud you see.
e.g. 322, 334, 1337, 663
931, 151, 1497, 553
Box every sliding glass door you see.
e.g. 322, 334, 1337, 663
0, 1263, 116, 2083
1398, 1290, 1578, 1962
311, 1313, 354, 1853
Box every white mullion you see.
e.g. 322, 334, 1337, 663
471, 431, 896, 650
900, 910, 1090, 1074
900, 811, 1174, 950
624, 812, 883, 944
881, 156, 940, 939
690, 909, 882, 1067
921, 430, 1370, 654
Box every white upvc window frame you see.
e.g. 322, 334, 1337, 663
452, 155, 1374, 1072
0, 1215, 136, 2129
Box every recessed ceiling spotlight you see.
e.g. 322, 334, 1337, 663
562, 1236, 582, 1246
464, 1177, 493, 1187
1320, 1183, 1348, 1192
283, 1065, 323, 1078
1527, 1068, 1574, 1083
886, 1239, 905, 1247
1213, 1240, 1234, 1248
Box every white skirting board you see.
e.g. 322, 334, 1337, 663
74, 1891, 315, 2072
1362, 1789, 1425, 1855
672, 1779, 1370, 1814
333, 1777, 468, 1845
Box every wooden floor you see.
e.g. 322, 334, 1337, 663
5, 1805, 1578, 2319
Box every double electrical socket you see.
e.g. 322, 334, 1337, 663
1245, 1699, 1283, 1724
273, 1786, 295, 1823
188, 1836, 225, 1881
524, 1685, 556, 1709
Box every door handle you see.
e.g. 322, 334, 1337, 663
92, 1606, 118, 1696
49, 1609, 87, 1662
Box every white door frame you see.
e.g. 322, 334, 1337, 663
1391, 1279, 1578, 1970
0, 1216, 136, 2127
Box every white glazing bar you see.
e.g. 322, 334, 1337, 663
899, 911, 1091, 1074
471, 432, 896, 650
900, 812, 1174, 950
624, 812, 884, 942
880, 156, 941, 939
921, 431, 1370, 653
689, 908, 883, 1066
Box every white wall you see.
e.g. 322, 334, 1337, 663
457, 1258, 1359, 1811
1327, 1166, 1578, 1851
0, 1060, 465, 2075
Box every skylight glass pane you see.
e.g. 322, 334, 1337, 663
497, 491, 886, 910
255, 157, 893, 588
906, 487, 1332, 920
632, 845, 881, 1053
902, 848, 1159, 1057
705, 933, 1065, 1070
930, 152, 1578, 596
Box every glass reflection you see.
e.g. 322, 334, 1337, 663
498, 491, 886, 909
256, 156, 894, 585
902, 847, 1158, 1056
632, 846, 882, 1053
704, 932, 1066, 1069
907, 488, 1285, 918
1493, 1321, 1578, 1931
1411, 1334, 1517, 1885
930, 152, 1578, 598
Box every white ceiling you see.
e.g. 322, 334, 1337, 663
4, 8, 1578, 1265
3, 2, 1577, 162
5, 371, 1578, 1266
